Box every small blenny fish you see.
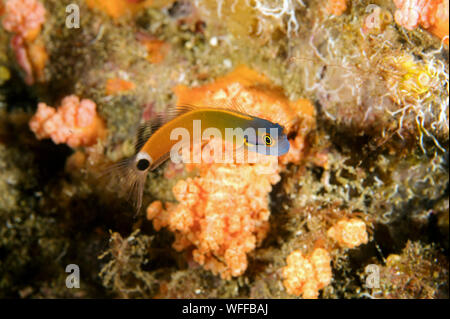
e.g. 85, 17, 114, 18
107, 104, 290, 209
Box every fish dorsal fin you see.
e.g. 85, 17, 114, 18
175, 95, 250, 116
134, 114, 166, 153
223, 96, 247, 114
135, 104, 197, 153
175, 104, 199, 115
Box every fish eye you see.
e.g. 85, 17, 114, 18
264, 134, 273, 146
135, 152, 152, 171
137, 159, 150, 171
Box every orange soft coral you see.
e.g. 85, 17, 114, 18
85, 0, 169, 19
148, 157, 279, 280
326, 0, 347, 16
136, 33, 170, 64
427, 0, 449, 41
146, 66, 315, 279
327, 218, 369, 249
105, 78, 135, 96
282, 248, 332, 299
29, 95, 106, 148
393, 0, 449, 42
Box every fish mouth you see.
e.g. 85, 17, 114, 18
276, 140, 290, 156
243, 136, 290, 156
247, 139, 290, 156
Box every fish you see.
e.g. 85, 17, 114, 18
105, 103, 290, 210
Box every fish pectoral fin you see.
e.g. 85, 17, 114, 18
149, 152, 171, 171
100, 156, 148, 211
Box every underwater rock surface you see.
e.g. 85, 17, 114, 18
0, 0, 448, 298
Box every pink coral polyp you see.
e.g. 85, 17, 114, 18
29, 95, 105, 148
2, 0, 46, 38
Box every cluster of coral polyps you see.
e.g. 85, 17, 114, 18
1, 0, 47, 84
29, 95, 106, 148
327, 218, 369, 249
393, 0, 449, 42
146, 65, 315, 280
148, 159, 279, 280
326, 0, 348, 16
282, 248, 332, 299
